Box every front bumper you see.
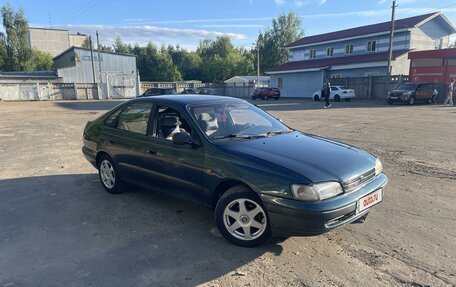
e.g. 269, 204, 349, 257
261, 173, 388, 236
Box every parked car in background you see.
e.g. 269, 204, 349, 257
313, 86, 356, 102
387, 82, 436, 105
251, 87, 281, 100
180, 88, 196, 94
82, 95, 387, 247
198, 88, 217, 95
138, 87, 177, 97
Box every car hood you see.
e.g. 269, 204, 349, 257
218, 131, 376, 183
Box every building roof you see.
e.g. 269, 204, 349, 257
53, 46, 136, 61
224, 75, 270, 83
267, 50, 409, 73
0, 71, 60, 79
286, 12, 455, 48
408, 47, 456, 59
29, 27, 69, 32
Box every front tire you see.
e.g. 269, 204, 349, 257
98, 154, 123, 194
408, 96, 415, 105
215, 185, 272, 247
314, 95, 320, 101
334, 95, 341, 102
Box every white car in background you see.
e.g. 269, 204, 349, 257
313, 86, 356, 102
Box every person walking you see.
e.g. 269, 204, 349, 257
323, 81, 331, 108
444, 79, 454, 105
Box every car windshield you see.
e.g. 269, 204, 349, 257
397, 83, 418, 90
190, 102, 291, 140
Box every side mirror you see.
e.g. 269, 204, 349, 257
172, 132, 193, 145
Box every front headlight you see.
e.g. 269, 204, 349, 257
291, 182, 343, 202
375, 158, 383, 176
403, 91, 413, 97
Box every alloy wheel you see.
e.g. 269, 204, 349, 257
100, 159, 115, 189
223, 198, 267, 241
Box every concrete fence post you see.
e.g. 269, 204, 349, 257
368, 76, 373, 100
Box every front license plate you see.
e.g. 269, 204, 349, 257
390, 97, 397, 99
357, 189, 383, 214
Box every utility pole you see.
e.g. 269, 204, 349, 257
257, 39, 260, 88
96, 31, 102, 84
387, 0, 397, 82
89, 36, 96, 84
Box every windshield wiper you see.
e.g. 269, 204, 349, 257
211, 134, 253, 140
264, 130, 293, 137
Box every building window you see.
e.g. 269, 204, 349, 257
435, 39, 443, 49
367, 41, 377, 52
309, 49, 316, 59
345, 44, 353, 55
278, 78, 283, 88
326, 47, 334, 57
331, 74, 341, 79
365, 72, 379, 76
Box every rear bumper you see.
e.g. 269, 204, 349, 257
82, 146, 97, 168
261, 173, 388, 236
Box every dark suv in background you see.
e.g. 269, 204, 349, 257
387, 83, 437, 105
252, 87, 280, 100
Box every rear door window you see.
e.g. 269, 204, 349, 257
116, 102, 154, 135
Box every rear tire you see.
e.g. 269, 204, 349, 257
314, 95, 320, 101
334, 95, 341, 102
215, 185, 272, 247
98, 154, 123, 194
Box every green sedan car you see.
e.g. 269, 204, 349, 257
82, 95, 387, 247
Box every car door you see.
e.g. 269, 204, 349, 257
330, 86, 338, 99
415, 84, 429, 101
102, 101, 154, 183
143, 104, 205, 202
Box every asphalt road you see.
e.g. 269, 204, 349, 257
0, 98, 455, 287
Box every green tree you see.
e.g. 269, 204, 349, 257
1, 3, 32, 71
112, 37, 131, 53
29, 49, 53, 70
178, 52, 202, 80
133, 42, 182, 81
197, 36, 254, 82
258, 12, 304, 72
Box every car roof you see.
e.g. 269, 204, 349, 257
146, 87, 176, 90
135, 95, 245, 107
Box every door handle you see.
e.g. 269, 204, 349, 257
148, 150, 157, 155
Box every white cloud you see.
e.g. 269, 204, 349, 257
295, 0, 305, 8
123, 17, 273, 25
318, 0, 327, 6
274, 0, 286, 6
377, 0, 387, 5
58, 24, 247, 47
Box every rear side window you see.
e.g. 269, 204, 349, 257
116, 102, 154, 135
104, 109, 123, 128
144, 89, 160, 96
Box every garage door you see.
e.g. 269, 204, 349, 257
272, 71, 323, 98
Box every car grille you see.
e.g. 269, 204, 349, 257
390, 92, 403, 97
343, 168, 376, 193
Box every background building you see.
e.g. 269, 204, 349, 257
27, 27, 88, 56
53, 47, 138, 98
268, 12, 456, 98
224, 75, 270, 87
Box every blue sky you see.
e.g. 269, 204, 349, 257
3, 0, 456, 50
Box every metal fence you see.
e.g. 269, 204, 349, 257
0, 83, 99, 101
